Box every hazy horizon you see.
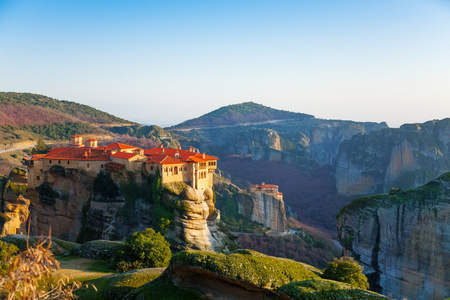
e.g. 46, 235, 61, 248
1, 0, 449, 128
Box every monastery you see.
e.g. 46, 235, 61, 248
250, 182, 283, 201
24, 135, 218, 191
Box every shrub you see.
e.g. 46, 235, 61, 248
321, 257, 369, 290
0, 241, 19, 276
115, 260, 143, 273
115, 228, 171, 272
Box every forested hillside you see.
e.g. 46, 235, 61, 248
0, 92, 136, 145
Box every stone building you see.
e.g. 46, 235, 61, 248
250, 182, 283, 201
24, 135, 218, 191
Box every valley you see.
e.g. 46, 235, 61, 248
0, 93, 449, 299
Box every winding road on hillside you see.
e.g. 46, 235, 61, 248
0, 142, 62, 154
171, 118, 297, 131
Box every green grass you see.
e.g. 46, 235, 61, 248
74, 268, 165, 300
278, 279, 388, 299
128, 277, 201, 300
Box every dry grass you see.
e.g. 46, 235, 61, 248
0, 233, 94, 299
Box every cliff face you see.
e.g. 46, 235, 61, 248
22, 168, 234, 251
0, 169, 30, 237
236, 191, 287, 232
336, 173, 450, 300
173, 119, 387, 169
336, 119, 450, 195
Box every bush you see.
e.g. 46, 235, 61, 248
115, 228, 171, 272
321, 257, 369, 290
0, 241, 19, 276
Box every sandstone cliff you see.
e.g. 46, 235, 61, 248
19, 167, 235, 251
172, 118, 387, 169
0, 168, 30, 236
335, 119, 450, 195
336, 172, 450, 300
214, 175, 287, 233
236, 190, 287, 232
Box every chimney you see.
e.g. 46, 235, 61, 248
162, 148, 165, 154
261, 182, 265, 186
160, 144, 164, 148
189, 147, 193, 152
202, 152, 205, 159
178, 145, 181, 150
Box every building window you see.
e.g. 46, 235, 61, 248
164, 167, 167, 172
87, 163, 90, 168
184, 167, 187, 171
68, 161, 70, 165
49, 160, 52, 164
58, 160, 61, 164
150, 166, 154, 171
101, 164, 104, 168
37, 176, 40, 180
174, 166, 178, 175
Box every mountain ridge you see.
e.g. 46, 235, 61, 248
168, 101, 315, 129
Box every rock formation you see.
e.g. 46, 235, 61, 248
336, 119, 450, 195
236, 189, 287, 232
126, 249, 387, 300
21, 167, 235, 251
0, 168, 30, 236
337, 172, 450, 300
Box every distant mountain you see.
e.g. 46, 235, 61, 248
169, 102, 314, 129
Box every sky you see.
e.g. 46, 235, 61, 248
0, 0, 449, 127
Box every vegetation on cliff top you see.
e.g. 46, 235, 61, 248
279, 279, 388, 300
337, 172, 450, 219
170, 101, 314, 129
170, 249, 320, 289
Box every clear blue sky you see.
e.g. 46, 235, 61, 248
1, 0, 449, 127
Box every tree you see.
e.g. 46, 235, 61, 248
0, 240, 18, 276
121, 228, 172, 269
31, 139, 51, 154
321, 256, 369, 290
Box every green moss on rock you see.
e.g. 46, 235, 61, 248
278, 279, 388, 299
170, 249, 320, 289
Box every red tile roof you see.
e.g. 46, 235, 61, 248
86, 138, 98, 141
71, 135, 82, 138
146, 154, 186, 165
110, 152, 140, 159
144, 147, 218, 163
41, 147, 111, 161
100, 143, 138, 151
25, 154, 46, 161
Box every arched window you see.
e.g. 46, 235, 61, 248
174, 166, 178, 175
68, 161, 70, 165
87, 163, 90, 168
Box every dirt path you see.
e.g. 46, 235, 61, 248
54, 258, 113, 280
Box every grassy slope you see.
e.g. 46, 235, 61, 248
0, 92, 132, 125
